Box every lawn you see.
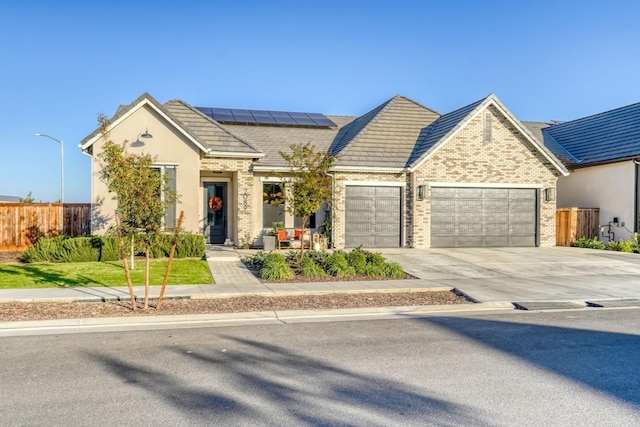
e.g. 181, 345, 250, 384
0, 259, 213, 289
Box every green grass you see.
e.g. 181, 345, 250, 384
0, 259, 213, 289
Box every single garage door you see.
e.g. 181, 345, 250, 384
431, 187, 537, 247
345, 186, 401, 247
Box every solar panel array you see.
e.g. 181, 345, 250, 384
196, 107, 337, 128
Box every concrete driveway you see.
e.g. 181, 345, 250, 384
379, 247, 640, 305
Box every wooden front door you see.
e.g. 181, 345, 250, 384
204, 182, 227, 244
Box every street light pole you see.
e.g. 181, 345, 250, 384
35, 133, 64, 203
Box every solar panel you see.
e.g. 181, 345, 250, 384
196, 106, 337, 128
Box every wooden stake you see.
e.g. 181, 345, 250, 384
114, 211, 137, 310
157, 211, 184, 309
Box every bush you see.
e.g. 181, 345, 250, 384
22, 236, 68, 263
260, 252, 294, 280
366, 251, 387, 267
22, 232, 205, 263
300, 257, 326, 278
243, 250, 268, 268
573, 236, 605, 250
346, 249, 367, 274
364, 264, 386, 278
605, 240, 633, 252
327, 252, 349, 277
383, 262, 405, 278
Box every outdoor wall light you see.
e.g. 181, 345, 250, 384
417, 185, 427, 201
132, 128, 153, 147
543, 187, 556, 202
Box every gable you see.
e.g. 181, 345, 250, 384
408, 95, 568, 176
80, 93, 210, 155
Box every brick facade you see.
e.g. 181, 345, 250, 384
411, 105, 558, 248
200, 157, 255, 245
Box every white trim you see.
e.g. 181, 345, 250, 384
80, 97, 211, 154
253, 166, 290, 172
207, 151, 265, 158
344, 181, 406, 187
152, 162, 179, 167
259, 176, 285, 182
428, 182, 543, 189
332, 166, 406, 173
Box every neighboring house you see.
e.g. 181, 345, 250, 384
535, 101, 640, 242
0, 195, 21, 203
80, 92, 567, 249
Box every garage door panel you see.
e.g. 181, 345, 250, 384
345, 186, 401, 247
431, 187, 537, 248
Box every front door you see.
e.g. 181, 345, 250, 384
204, 182, 227, 244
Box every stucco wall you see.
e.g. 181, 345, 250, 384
412, 105, 559, 248
558, 161, 635, 242
91, 104, 201, 234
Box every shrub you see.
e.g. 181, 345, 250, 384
260, 252, 294, 280
52, 237, 101, 263
300, 257, 326, 278
383, 262, 405, 278
573, 236, 605, 250
605, 240, 633, 252
366, 251, 387, 267
364, 264, 386, 278
305, 250, 330, 268
92, 236, 121, 261
346, 249, 367, 274
22, 236, 68, 263
327, 252, 349, 277
243, 250, 268, 268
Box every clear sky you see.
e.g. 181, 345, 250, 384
2, 0, 640, 202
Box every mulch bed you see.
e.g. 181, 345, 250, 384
0, 291, 472, 322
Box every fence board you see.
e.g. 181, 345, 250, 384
0, 203, 91, 250
556, 207, 600, 246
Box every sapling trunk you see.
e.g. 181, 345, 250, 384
157, 211, 184, 309
114, 211, 136, 310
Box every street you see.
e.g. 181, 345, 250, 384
2, 309, 639, 426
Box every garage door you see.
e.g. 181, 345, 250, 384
431, 187, 537, 247
345, 186, 401, 247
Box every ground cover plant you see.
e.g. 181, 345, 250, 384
573, 235, 640, 252
243, 247, 408, 282
0, 259, 212, 289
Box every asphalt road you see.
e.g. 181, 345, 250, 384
2, 309, 639, 426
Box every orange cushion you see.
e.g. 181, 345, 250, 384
277, 230, 287, 240
294, 229, 307, 239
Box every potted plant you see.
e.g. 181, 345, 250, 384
263, 222, 283, 251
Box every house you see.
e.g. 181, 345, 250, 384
536, 101, 640, 242
80, 92, 568, 248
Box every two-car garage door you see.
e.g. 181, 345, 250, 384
344, 185, 538, 248
430, 187, 538, 247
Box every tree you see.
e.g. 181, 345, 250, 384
279, 143, 335, 259
96, 115, 178, 309
19, 192, 35, 203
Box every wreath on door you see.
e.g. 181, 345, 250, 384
208, 196, 223, 211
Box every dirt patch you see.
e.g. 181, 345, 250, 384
0, 251, 23, 264
0, 290, 472, 322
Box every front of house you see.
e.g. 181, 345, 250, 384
80, 92, 568, 249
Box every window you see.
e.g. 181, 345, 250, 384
152, 165, 177, 230
294, 213, 316, 229
263, 182, 285, 227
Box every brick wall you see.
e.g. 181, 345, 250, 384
411, 105, 558, 248
201, 157, 255, 245
332, 171, 408, 248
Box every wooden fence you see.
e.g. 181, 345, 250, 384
0, 203, 91, 250
556, 207, 600, 246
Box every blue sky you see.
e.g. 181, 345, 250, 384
2, 0, 640, 202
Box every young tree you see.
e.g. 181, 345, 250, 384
279, 142, 335, 259
96, 115, 178, 309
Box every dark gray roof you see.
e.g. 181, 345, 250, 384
407, 97, 484, 167
543, 101, 640, 167
522, 121, 580, 164
220, 115, 354, 167
329, 95, 440, 169
163, 100, 262, 156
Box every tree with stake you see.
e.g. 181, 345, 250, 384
96, 115, 178, 309
279, 142, 335, 260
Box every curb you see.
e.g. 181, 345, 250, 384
0, 301, 513, 337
